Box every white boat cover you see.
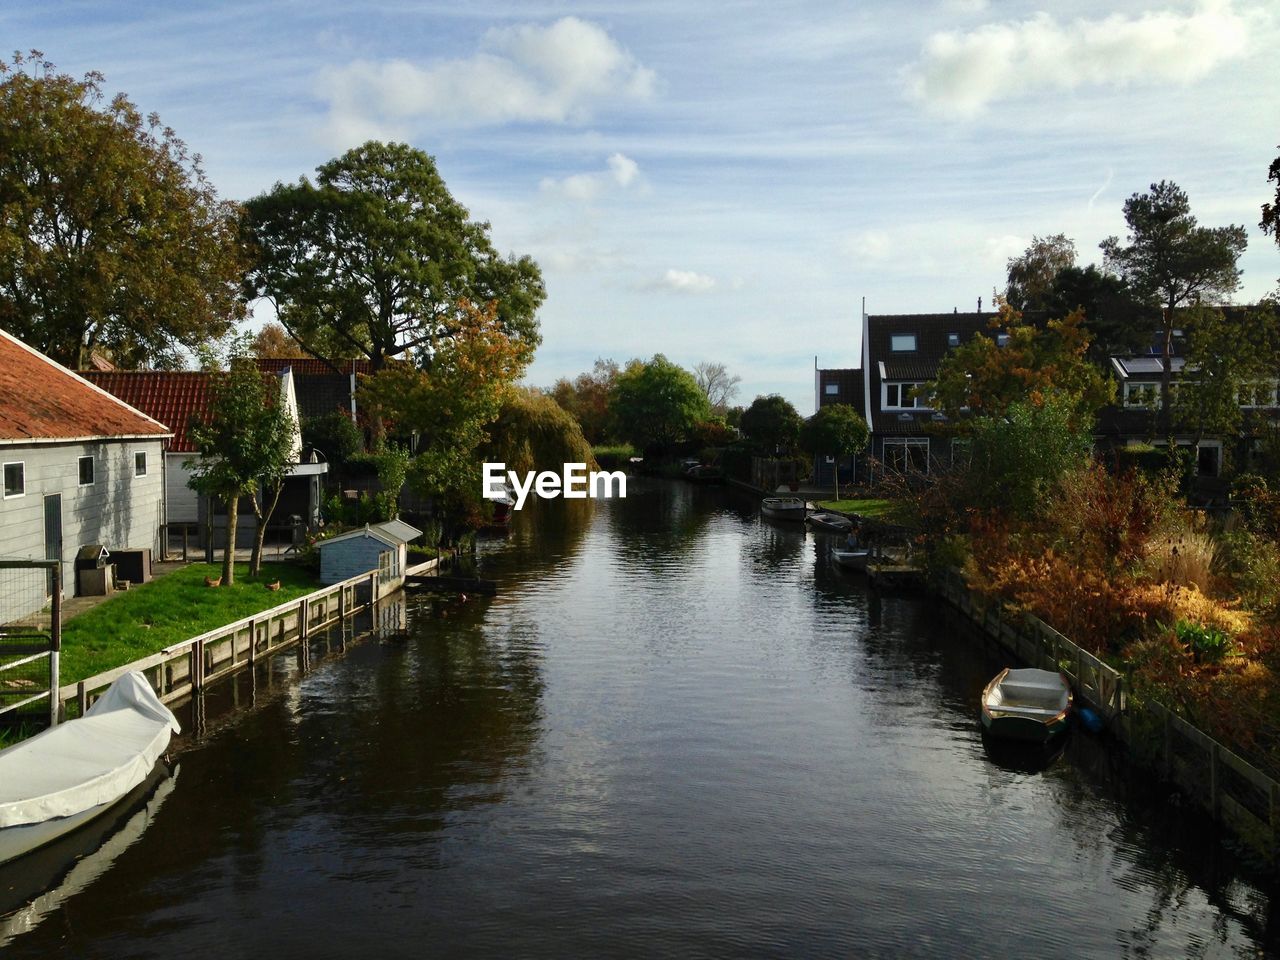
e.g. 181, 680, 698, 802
0, 672, 179, 828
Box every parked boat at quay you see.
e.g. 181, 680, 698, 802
0, 672, 179, 867
760, 496, 807, 521
806, 511, 852, 533
980, 668, 1072, 743
831, 547, 869, 571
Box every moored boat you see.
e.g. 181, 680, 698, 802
980, 668, 1072, 743
831, 547, 869, 571
806, 511, 853, 533
760, 496, 807, 521
686, 464, 724, 483
0, 672, 179, 867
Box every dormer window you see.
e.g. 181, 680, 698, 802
824, 383, 839, 395
947, 332, 960, 348
890, 334, 917, 352
883, 381, 930, 410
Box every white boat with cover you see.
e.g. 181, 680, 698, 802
761, 497, 807, 521
980, 668, 1072, 742
0, 672, 179, 866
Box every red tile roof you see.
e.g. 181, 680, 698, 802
83, 370, 286, 453
0, 330, 171, 444
255, 358, 372, 376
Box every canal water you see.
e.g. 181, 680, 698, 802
2, 479, 1278, 958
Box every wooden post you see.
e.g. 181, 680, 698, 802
77, 680, 88, 718
299, 597, 309, 640
192, 639, 204, 693
338, 583, 347, 623
369, 571, 379, 608
1163, 707, 1172, 778
49, 563, 61, 728
183, 525, 190, 562
1210, 743, 1220, 817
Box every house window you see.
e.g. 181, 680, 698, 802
1239, 382, 1278, 408
2, 462, 24, 499
890, 334, 917, 352
824, 383, 839, 395
78, 456, 95, 486
947, 332, 960, 348
883, 438, 929, 474
1123, 382, 1160, 408
135, 452, 148, 476
996, 333, 1010, 347
883, 381, 928, 410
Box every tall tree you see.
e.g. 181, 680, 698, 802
1005, 234, 1076, 313
549, 358, 619, 444
693, 361, 742, 414
251, 322, 310, 359
1045, 264, 1154, 363
799, 403, 869, 499
1261, 145, 1280, 266
1100, 181, 1248, 432
187, 358, 297, 585
488, 388, 597, 476
0, 52, 247, 369
609, 355, 710, 451
243, 141, 545, 374
739, 394, 803, 454
930, 305, 1112, 429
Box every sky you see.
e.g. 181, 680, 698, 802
5, 0, 1278, 414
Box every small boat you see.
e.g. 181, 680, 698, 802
831, 547, 869, 571
0, 672, 180, 867
980, 668, 1072, 743
761, 496, 807, 521
807, 512, 853, 533
685, 464, 723, 483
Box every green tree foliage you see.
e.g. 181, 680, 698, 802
243, 141, 545, 373
1045, 265, 1155, 362
930, 305, 1113, 429
549, 358, 619, 444
1175, 303, 1280, 449
799, 404, 870, 497
609, 355, 710, 451
301, 411, 364, 476
739, 394, 802, 454
1261, 146, 1280, 269
187, 359, 297, 584
0, 52, 247, 369
1005, 233, 1076, 313
966, 394, 1093, 519
1101, 181, 1248, 431
489, 388, 596, 475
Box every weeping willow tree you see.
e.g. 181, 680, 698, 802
487, 387, 597, 475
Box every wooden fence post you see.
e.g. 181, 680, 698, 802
299, 597, 309, 640
1210, 743, 1220, 817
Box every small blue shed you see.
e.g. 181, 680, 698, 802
316, 519, 423, 593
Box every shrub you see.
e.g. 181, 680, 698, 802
1145, 529, 1217, 591
1214, 529, 1280, 614
592, 444, 637, 470
1174, 619, 1233, 663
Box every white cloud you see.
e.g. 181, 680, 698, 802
941, 0, 988, 14
540, 152, 642, 201
905, 2, 1251, 116
651, 269, 717, 293
319, 17, 655, 144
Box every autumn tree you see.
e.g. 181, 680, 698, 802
243, 141, 545, 375
1101, 181, 1248, 432
693, 361, 742, 414
739, 394, 803, 454
187, 358, 297, 585
799, 403, 869, 499
0, 52, 247, 369
550, 358, 619, 444
251, 322, 310, 360
1005, 234, 1077, 313
609, 355, 710, 452
359, 301, 533, 541
929, 305, 1113, 428
488, 388, 596, 476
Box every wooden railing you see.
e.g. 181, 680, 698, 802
938, 566, 1280, 860
58, 568, 383, 718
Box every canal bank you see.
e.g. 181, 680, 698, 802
2, 480, 1276, 958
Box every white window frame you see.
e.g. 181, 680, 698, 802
883, 437, 930, 474
2, 461, 24, 499
890, 334, 917, 352
135, 451, 148, 477
78, 455, 95, 487
1239, 381, 1279, 409
1122, 381, 1160, 408
882, 381, 930, 410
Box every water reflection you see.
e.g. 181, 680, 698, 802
1, 480, 1278, 958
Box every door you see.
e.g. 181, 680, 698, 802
44, 493, 62, 596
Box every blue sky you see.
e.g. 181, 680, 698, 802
6, 0, 1278, 413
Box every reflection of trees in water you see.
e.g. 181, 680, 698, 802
479, 494, 595, 579
604, 479, 717, 565
741, 517, 807, 572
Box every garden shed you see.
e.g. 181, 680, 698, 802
316, 519, 423, 594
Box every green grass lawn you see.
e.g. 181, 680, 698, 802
60, 563, 317, 682
812, 497, 895, 518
